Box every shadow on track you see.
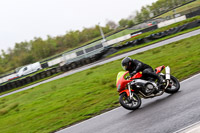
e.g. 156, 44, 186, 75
126, 90, 182, 115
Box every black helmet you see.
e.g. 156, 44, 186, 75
121, 57, 132, 71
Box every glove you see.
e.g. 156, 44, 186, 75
126, 76, 131, 80
130, 71, 137, 77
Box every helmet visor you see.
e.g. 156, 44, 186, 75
122, 64, 128, 70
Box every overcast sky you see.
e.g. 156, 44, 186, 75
0, 0, 157, 52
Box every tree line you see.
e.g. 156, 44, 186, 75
117, 0, 193, 27
0, 25, 112, 74
0, 0, 194, 74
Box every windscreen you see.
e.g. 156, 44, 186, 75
116, 71, 126, 84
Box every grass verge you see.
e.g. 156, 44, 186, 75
0, 34, 199, 133
0, 72, 62, 96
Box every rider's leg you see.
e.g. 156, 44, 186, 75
142, 68, 163, 90
142, 68, 161, 82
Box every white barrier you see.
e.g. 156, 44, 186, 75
158, 15, 186, 28
131, 32, 142, 37
0, 77, 6, 84
64, 53, 77, 60
47, 57, 63, 67
47, 50, 80, 68
0, 73, 18, 84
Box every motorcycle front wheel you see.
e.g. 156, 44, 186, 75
119, 92, 141, 110
165, 75, 180, 94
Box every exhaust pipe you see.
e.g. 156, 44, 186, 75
139, 80, 170, 99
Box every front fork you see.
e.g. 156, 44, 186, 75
127, 83, 138, 102
165, 66, 170, 80
119, 84, 137, 102
128, 83, 133, 100
164, 66, 171, 89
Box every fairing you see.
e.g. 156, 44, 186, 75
116, 71, 142, 92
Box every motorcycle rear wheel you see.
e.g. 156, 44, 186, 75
165, 75, 180, 94
119, 92, 141, 110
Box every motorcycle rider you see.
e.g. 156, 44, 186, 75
121, 57, 163, 90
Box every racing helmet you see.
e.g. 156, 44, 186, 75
121, 57, 132, 71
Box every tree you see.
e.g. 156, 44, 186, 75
106, 20, 118, 29
128, 20, 135, 28
63, 30, 80, 48
0, 22, 115, 74
31, 37, 54, 59
141, 6, 150, 20
119, 19, 129, 27
135, 11, 143, 23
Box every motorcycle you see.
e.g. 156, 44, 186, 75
116, 65, 180, 110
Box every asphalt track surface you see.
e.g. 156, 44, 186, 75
0, 29, 200, 99
57, 73, 200, 133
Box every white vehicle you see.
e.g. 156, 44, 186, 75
17, 62, 42, 77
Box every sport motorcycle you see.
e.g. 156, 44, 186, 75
116, 65, 180, 110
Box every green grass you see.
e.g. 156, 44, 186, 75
0, 34, 200, 133
0, 72, 62, 96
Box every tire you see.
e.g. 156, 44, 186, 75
70, 63, 77, 69
165, 75, 180, 94
119, 92, 141, 110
